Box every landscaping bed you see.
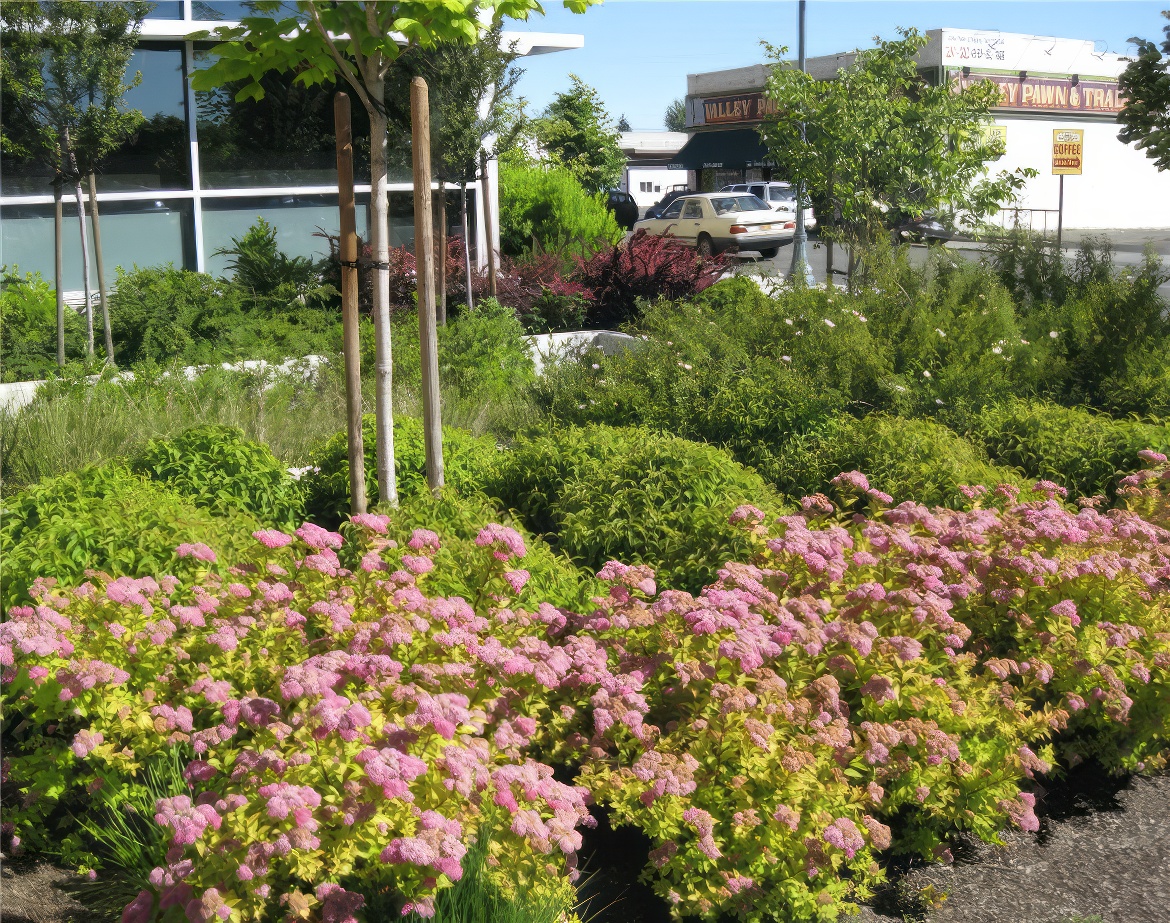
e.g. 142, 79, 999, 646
4, 238, 1170, 923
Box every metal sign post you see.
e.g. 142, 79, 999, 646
1051, 128, 1083, 253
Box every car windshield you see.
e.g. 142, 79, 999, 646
709, 195, 769, 215
769, 187, 796, 203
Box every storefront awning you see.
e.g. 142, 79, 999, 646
667, 129, 771, 171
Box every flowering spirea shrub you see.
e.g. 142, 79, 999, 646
1, 519, 597, 922
565, 467, 1170, 920
5, 460, 1170, 923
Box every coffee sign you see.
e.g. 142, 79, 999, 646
1052, 129, 1084, 175
954, 72, 1124, 114
701, 93, 778, 125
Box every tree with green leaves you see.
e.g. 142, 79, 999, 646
534, 74, 625, 193
1, 0, 150, 365
616, 114, 631, 132
1120, 10, 1170, 170
192, 0, 596, 507
664, 97, 686, 132
760, 29, 1029, 283
386, 23, 524, 320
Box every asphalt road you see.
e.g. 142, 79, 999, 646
743, 228, 1170, 300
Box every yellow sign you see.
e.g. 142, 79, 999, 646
982, 124, 1007, 157
1052, 129, 1083, 175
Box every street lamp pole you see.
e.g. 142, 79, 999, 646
788, 0, 816, 287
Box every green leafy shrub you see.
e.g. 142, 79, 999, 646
857, 252, 1050, 427
498, 162, 623, 258
993, 235, 1170, 412
0, 266, 87, 380
212, 216, 320, 299
970, 399, 1170, 499
129, 424, 304, 527
835, 413, 1024, 507
484, 425, 785, 593
438, 298, 536, 403
300, 415, 499, 528
109, 265, 342, 366
0, 464, 259, 610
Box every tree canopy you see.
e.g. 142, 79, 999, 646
0, 0, 150, 177
664, 97, 686, 132
534, 74, 625, 194
759, 29, 1029, 250
1119, 10, 1170, 171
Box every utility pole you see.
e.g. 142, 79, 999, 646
788, 0, 816, 287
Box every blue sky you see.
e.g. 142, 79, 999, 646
507, 1, 1167, 130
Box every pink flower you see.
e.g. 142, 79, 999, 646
831, 470, 870, 493
503, 570, 530, 594
71, 729, 103, 759
316, 885, 365, 923
823, 818, 865, 858
1049, 600, 1080, 627
122, 891, 154, 923
175, 543, 217, 563
401, 555, 435, 576
253, 529, 294, 549
407, 529, 441, 552
350, 514, 390, 534
475, 524, 527, 562
729, 505, 765, 525
295, 523, 344, 551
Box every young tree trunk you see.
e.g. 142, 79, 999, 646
87, 172, 115, 364
368, 99, 399, 508
54, 179, 65, 368
460, 181, 473, 312
435, 184, 447, 325
63, 130, 94, 358
411, 76, 443, 494
480, 150, 497, 299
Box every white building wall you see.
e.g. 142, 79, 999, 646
991, 116, 1170, 229
625, 167, 690, 208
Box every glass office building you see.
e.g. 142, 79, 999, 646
0, 3, 582, 294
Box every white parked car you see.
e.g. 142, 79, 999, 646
721, 182, 816, 231
632, 192, 795, 258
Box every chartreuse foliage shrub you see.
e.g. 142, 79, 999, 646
970, 399, 1170, 500
484, 425, 785, 593
828, 414, 1025, 509
7, 464, 1170, 923
130, 425, 304, 528
1, 517, 590, 922
498, 161, 623, 258
0, 465, 259, 610
300, 416, 499, 529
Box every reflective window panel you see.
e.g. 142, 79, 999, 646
0, 45, 191, 195
1, 199, 196, 291
200, 194, 371, 278
193, 48, 376, 189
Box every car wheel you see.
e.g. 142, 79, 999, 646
697, 234, 715, 258
758, 247, 779, 259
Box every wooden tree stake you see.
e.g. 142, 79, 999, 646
334, 92, 368, 515
480, 150, 498, 298
411, 76, 444, 494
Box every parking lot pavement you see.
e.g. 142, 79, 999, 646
749, 230, 1170, 300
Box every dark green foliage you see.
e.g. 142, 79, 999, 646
1118, 10, 1170, 171
0, 267, 88, 381
970, 399, 1170, 499
108, 265, 342, 365
129, 424, 303, 527
437, 298, 536, 402
300, 416, 499, 529
0, 465, 260, 610
991, 234, 1170, 413
533, 74, 626, 195
212, 216, 322, 302
484, 425, 784, 594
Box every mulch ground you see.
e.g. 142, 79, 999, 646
856, 769, 1170, 923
